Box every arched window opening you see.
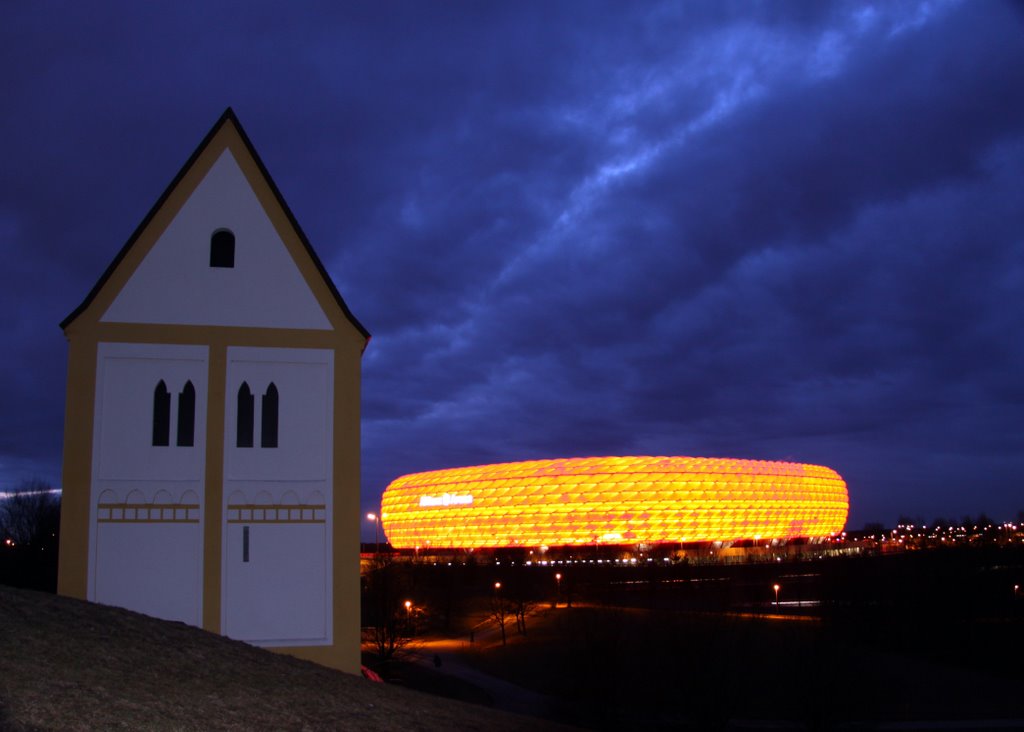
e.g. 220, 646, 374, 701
210, 229, 235, 268
261, 383, 278, 448
152, 380, 170, 446
237, 382, 254, 448
177, 381, 195, 447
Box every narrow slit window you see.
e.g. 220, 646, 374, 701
261, 383, 279, 448
210, 229, 235, 268
177, 381, 195, 447
237, 382, 254, 448
152, 380, 170, 446
242, 526, 250, 562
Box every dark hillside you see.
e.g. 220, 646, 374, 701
0, 586, 573, 731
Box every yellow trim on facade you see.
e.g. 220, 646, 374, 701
225, 519, 326, 525
59, 113, 366, 675
56, 335, 98, 600
227, 503, 327, 509
203, 343, 226, 635
97, 503, 202, 507
330, 335, 363, 672
88, 322, 361, 350
97, 503, 201, 523
226, 504, 327, 523
98, 518, 201, 524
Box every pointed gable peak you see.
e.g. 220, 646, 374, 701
61, 109, 370, 344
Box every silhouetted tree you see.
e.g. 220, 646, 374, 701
1, 480, 59, 544
489, 590, 512, 645
513, 597, 537, 635
361, 556, 416, 661
0, 480, 60, 591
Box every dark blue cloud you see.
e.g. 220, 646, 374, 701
1, 0, 1022, 531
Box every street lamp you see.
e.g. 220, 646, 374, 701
366, 512, 380, 557
773, 583, 780, 609
555, 572, 562, 607
404, 599, 412, 635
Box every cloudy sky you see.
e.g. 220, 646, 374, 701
2, 1, 1022, 533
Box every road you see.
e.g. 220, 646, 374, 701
408, 616, 557, 719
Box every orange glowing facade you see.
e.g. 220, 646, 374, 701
381, 456, 848, 549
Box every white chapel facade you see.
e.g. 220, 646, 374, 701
58, 109, 369, 673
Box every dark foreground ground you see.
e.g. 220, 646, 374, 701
4, 548, 1022, 731
439, 604, 1024, 730
365, 547, 1024, 731
0, 585, 576, 732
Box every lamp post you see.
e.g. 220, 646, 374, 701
404, 599, 412, 636
773, 583, 780, 609
366, 512, 379, 558
555, 572, 562, 608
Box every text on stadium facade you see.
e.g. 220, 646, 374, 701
419, 492, 474, 508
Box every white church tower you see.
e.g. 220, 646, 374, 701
58, 109, 369, 673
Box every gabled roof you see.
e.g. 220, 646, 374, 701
60, 107, 370, 345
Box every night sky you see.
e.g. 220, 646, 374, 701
3, 2, 1023, 535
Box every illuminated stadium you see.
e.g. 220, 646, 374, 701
380, 456, 848, 549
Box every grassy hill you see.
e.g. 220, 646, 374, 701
0, 585, 572, 731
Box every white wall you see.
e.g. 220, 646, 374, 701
87, 343, 335, 645
95, 520, 202, 625
89, 343, 207, 623
92, 343, 208, 481
101, 149, 331, 330
223, 347, 331, 482
222, 522, 327, 643
221, 347, 333, 645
